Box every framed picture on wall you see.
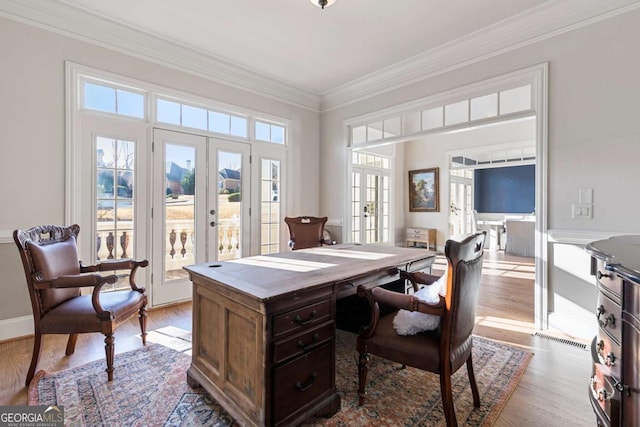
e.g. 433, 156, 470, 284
409, 167, 439, 212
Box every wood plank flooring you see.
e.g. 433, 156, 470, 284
0, 251, 594, 426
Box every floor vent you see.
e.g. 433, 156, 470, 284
533, 332, 588, 350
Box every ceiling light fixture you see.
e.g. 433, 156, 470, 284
310, 0, 336, 9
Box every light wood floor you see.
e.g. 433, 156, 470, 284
0, 251, 594, 426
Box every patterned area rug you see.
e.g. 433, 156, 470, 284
29, 330, 531, 426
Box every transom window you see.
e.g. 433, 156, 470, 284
83, 81, 145, 119
156, 98, 248, 138
255, 120, 286, 144
350, 84, 532, 144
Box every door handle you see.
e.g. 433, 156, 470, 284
210, 221, 216, 227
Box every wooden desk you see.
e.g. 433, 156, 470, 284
184, 244, 434, 426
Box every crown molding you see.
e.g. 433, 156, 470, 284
0, 0, 322, 112
1, 0, 639, 114
320, 0, 640, 111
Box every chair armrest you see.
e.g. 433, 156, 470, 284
81, 259, 149, 272
372, 286, 445, 315
400, 270, 442, 293
81, 259, 148, 292
32, 272, 117, 290
357, 285, 446, 338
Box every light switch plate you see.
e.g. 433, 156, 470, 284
579, 188, 593, 204
572, 203, 592, 219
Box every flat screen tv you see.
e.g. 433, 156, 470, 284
474, 165, 535, 213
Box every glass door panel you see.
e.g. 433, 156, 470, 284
449, 170, 473, 237
152, 129, 206, 306
364, 173, 379, 243
351, 168, 389, 244
79, 117, 149, 295
210, 139, 250, 260
259, 158, 281, 254
164, 143, 197, 281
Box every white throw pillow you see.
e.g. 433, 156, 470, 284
393, 274, 445, 335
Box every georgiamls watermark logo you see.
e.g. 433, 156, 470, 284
0, 405, 64, 427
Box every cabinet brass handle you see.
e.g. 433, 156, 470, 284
605, 352, 616, 367
596, 341, 616, 367
589, 374, 612, 402
294, 310, 317, 326
296, 333, 320, 351
596, 305, 615, 328
295, 372, 317, 392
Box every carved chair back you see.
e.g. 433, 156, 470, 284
284, 216, 328, 250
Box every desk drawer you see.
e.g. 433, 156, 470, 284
273, 299, 332, 339
406, 228, 431, 239
273, 321, 334, 364
589, 364, 620, 425
594, 330, 621, 379
596, 260, 622, 300
597, 292, 621, 345
273, 342, 332, 423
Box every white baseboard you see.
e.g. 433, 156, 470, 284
0, 315, 33, 341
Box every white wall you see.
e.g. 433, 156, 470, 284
0, 17, 320, 322
320, 10, 640, 336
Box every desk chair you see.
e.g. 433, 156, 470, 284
356, 232, 486, 426
14, 224, 148, 385
284, 216, 335, 250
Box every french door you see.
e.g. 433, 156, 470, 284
151, 129, 250, 306
449, 170, 473, 236
78, 117, 150, 291
350, 167, 389, 244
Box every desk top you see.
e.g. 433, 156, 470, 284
184, 244, 434, 301
585, 235, 640, 283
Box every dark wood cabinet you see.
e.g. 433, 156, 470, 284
586, 236, 640, 426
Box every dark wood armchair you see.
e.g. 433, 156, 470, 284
284, 216, 335, 250
13, 224, 149, 386
356, 232, 486, 426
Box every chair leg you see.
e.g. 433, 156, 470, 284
138, 306, 147, 346
357, 351, 369, 406
65, 333, 78, 355
104, 333, 115, 381
439, 372, 458, 427
466, 355, 481, 408
26, 333, 42, 387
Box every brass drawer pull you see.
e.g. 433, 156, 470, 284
589, 374, 613, 402
596, 305, 615, 328
295, 372, 317, 392
595, 341, 616, 367
294, 310, 317, 326
296, 333, 320, 352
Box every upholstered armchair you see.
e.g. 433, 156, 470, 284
14, 224, 148, 386
284, 216, 335, 250
356, 232, 486, 426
